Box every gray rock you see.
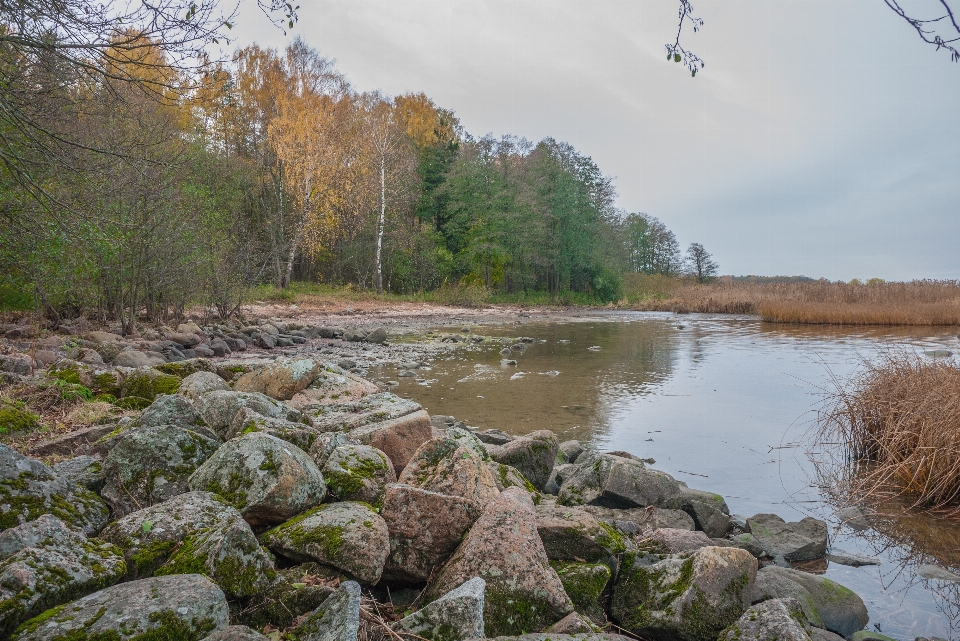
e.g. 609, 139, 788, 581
99, 491, 276, 598
559, 440, 585, 463
749, 565, 825, 628
229, 407, 317, 452
0, 515, 126, 637
582, 505, 696, 532
682, 499, 732, 537
753, 565, 867, 637
262, 502, 389, 584
321, 443, 395, 508
558, 453, 682, 510
746, 514, 828, 561
729, 533, 766, 558
553, 463, 579, 487
647, 528, 715, 554
234, 563, 335, 631
718, 598, 813, 641
0, 354, 33, 375
835, 506, 870, 531
51, 455, 105, 493
365, 327, 387, 343
112, 350, 166, 368
101, 424, 221, 518
826, 549, 881, 567
196, 390, 302, 440
398, 433, 499, 510
12, 574, 229, 641
392, 576, 485, 641
138, 393, 205, 429
552, 562, 611, 624
233, 358, 321, 401
289, 580, 361, 641
309, 432, 362, 469
917, 564, 960, 582
202, 625, 270, 641
476, 429, 513, 445
546, 612, 596, 634
490, 429, 560, 490
179, 371, 231, 401
0, 444, 109, 536
189, 433, 326, 525
535, 504, 626, 562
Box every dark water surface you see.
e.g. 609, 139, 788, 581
378, 313, 960, 639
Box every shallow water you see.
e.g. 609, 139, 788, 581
378, 313, 960, 639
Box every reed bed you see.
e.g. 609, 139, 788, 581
625, 276, 960, 325
813, 352, 960, 515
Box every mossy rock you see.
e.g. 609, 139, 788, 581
551, 561, 612, 624
156, 358, 217, 379
113, 396, 152, 410
120, 368, 181, 401
234, 563, 335, 630
0, 399, 40, 436
321, 443, 395, 508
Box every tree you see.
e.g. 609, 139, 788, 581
623, 213, 683, 276
685, 242, 719, 283
884, 0, 960, 61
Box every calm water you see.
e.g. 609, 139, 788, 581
378, 313, 960, 639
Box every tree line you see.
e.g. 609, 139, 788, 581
0, 31, 718, 327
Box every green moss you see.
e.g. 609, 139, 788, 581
113, 397, 151, 411
551, 561, 611, 622
13, 603, 67, 636
91, 373, 121, 396
258, 449, 279, 473
49, 366, 81, 385
155, 535, 208, 577
121, 372, 180, 402
265, 507, 345, 560
483, 585, 556, 637
128, 540, 177, 576
0, 399, 40, 435
595, 520, 627, 554
203, 471, 247, 510
324, 452, 386, 503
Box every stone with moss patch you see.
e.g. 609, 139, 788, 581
535, 504, 625, 562
11, 573, 229, 641
551, 561, 612, 624
558, 453, 682, 510
156, 358, 218, 379
752, 566, 866, 638
321, 443, 395, 508
287, 580, 360, 641
119, 367, 181, 401
234, 562, 335, 631
228, 407, 316, 452
195, 391, 303, 441
99, 492, 275, 599
489, 430, 559, 491
392, 576, 485, 641
397, 432, 499, 509
262, 502, 389, 584
0, 399, 40, 436
719, 597, 814, 641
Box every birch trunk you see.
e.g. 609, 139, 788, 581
375, 155, 385, 294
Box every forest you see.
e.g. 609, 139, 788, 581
0, 32, 708, 328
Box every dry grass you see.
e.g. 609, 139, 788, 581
813, 351, 960, 515
625, 275, 960, 325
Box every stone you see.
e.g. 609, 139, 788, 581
99, 491, 276, 598
535, 504, 626, 562
113, 350, 166, 368
476, 429, 513, 445
487, 462, 540, 499
482, 636, 621, 640
917, 564, 960, 581
262, 502, 390, 584
583, 505, 696, 532
11, 574, 229, 641
119, 366, 181, 400
138, 393, 205, 429
849, 632, 898, 641
647, 528, 715, 554
392, 576, 485, 641
835, 506, 871, 531
257, 332, 276, 349
680, 499, 731, 538
746, 514, 828, 561
0, 355, 33, 375
728, 533, 766, 558
559, 440, 585, 463
189, 433, 326, 525
157, 357, 219, 379
381, 484, 484, 583
348, 409, 435, 473
230, 407, 317, 452
32, 350, 57, 367
676, 486, 730, 514
546, 612, 596, 634
51, 455, 105, 493
0, 444, 109, 536
0, 515, 126, 637
196, 390, 302, 440
202, 626, 270, 641
179, 371, 231, 401
551, 562, 611, 624
559, 453, 682, 509
749, 566, 825, 629
718, 598, 813, 641
752, 566, 868, 637
85, 330, 123, 343
0, 400, 39, 436
290, 365, 380, 407
365, 327, 387, 343
398, 433, 500, 510
100, 424, 221, 518
309, 432, 362, 469
304, 391, 419, 429
167, 332, 202, 347
825, 549, 881, 567
289, 580, 361, 641
234, 563, 335, 631
611, 546, 757, 641
234, 358, 321, 401
490, 429, 559, 490
321, 443, 395, 508
426, 488, 574, 637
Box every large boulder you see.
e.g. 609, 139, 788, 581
647, 528, 716, 554
11, 574, 229, 641
749, 566, 825, 629
234, 563, 336, 631
490, 430, 560, 490
583, 505, 696, 532
0, 515, 126, 637
234, 358, 321, 401
179, 371, 231, 401
99, 491, 276, 598
230, 407, 318, 452
671, 487, 731, 538
0, 444, 109, 535
535, 504, 626, 562
101, 424, 221, 518
487, 461, 541, 500
119, 366, 180, 400
320, 443, 395, 508
611, 546, 757, 641
189, 433, 326, 525
551, 561, 611, 624
303, 390, 421, 428
262, 502, 389, 584
398, 432, 499, 510
291, 365, 381, 408
195, 390, 303, 440
138, 393, 206, 429
392, 576, 485, 641
113, 351, 166, 369
50, 455, 106, 493
288, 580, 361, 641
751, 566, 868, 637
349, 409, 434, 473
426, 488, 574, 636
381, 484, 484, 583
719, 598, 814, 641
746, 514, 828, 561
558, 454, 682, 509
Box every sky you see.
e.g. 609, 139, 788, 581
223, 0, 960, 281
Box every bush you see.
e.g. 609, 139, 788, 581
435, 283, 491, 308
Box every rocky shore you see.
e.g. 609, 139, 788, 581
0, 317, 925, 641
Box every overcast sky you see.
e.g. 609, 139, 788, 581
225, 0, 959, 280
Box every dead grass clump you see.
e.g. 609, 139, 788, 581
815, 352, 960, 514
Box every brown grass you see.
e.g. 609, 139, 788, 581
813, 352, 960, 515
624, 275, 960, 325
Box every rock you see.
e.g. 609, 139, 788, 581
398, 433, 500, 510
551, 562, 611, 624
476, 429, 513, 445
482, 636, 621, 640
167, 332, 202, 347
535, 504, 626, 562
825, 549, 881, 567
611, 546, 757, 641
559, 454, 682, 509
202, 626, 270, 641
234, 358, 321, 401
749, 566, 825, 629
289, 364, 380, 407
262, 502, 389, 584
0, 399, 40, 436
113, 350, 166, 368
488, 461, 540, 498
559, 440, 585, 464
51, 455, 105, 493
381, 484, 484, 583
321, 443, 395, 508
553, 463, 579, 486
138, 393, 205, 429
179, 371, 231, 401
728, 533, 766, 558
546, 612, 596, 634
289, 580, 361, 641
0, 355, 33, 375
157, 357, 219, 379
119, 366, 181, 400
99, 491, 276, 598
195, 390, 302, 440
746, 514, 828, 561
189, 433, 326, 525
86, 330, 123, 343
849, 632, 898, 641
718, 598, 813, 641
676, 486, 730, 514
917, 563, 960, 582
304, 391, 419, 430
12, 574, 229, 641
257, 332, 277, 349
309, 432, 362, 469
582, 505, 696, 532
230, 407, 317, 451
426, 488, 574, 636
647, 528, 715, 554
101, 424, 221, 518
752, 566, 868, 637
392, 576, 485, 641
348, 409, 434, 473
0, 515, 126, 637
0, 444, 109, 535
490, 429, 559, 490
234, 563, 335, 631
78, 348, 104, 365
671, 488, 731, 537
365, 327, 387, 343
835, 506, 871, 531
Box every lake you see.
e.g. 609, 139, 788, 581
377, 312, 960, 640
